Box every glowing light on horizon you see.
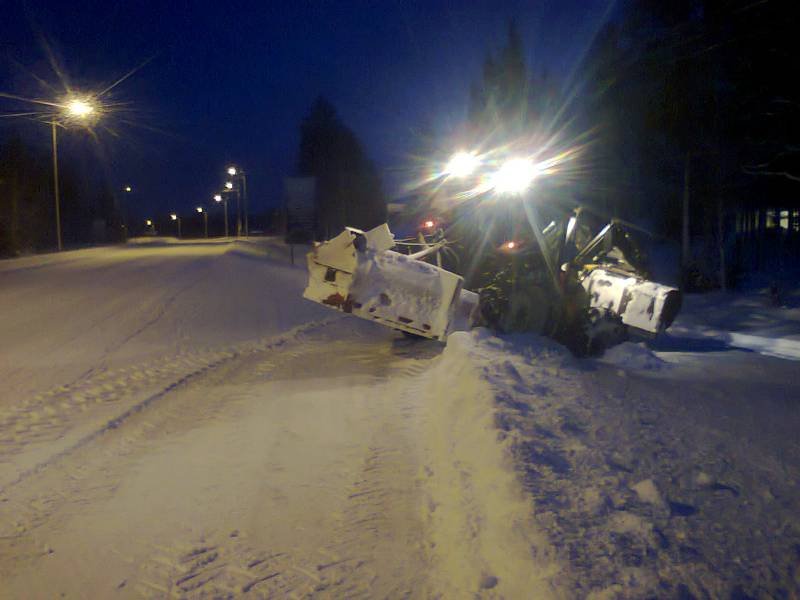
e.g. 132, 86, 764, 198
170, 214, 178, 220
227, 166, 237, 176
214, 194, 222, 202
196, 207, 204, 213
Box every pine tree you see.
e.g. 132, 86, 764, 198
297, 97, 386, 238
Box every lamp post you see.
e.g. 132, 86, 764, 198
51, 121, 62, 250
214, 193, 228, 237
170, 213, 181, 238
224, 179, 240, 237
196, 206, 208, 238
227, 165, 248, 236
49, 96, 99, 251
120, 185, 133, 240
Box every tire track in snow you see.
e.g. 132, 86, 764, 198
126, 332, 438, 599
0, 317, 341, 495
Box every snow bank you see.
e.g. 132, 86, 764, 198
436, 328, 800, 598
420, 331, 562, 598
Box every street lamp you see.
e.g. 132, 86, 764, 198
119, 185, 134, 238
225, 165, 248, 236
224, 180, 241, 237
49, 94, 100, 251
65, 99, 94, 119
214, 193, 228, 237
170, 213, 181, 238
196, 206, 208, 238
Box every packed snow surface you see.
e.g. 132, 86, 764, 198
0, 238, 798, 598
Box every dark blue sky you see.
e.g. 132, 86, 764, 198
1, 0, 611, 219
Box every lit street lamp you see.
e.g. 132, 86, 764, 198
50, 95, 100, 251
170, 213, 181, 238
196, 206, 208, 238
214, 193, 228, 237
225, 165, 248, 236
224, 180, 241, 237
119, 184, 134, 239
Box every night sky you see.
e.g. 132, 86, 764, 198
1, 0, 610, 220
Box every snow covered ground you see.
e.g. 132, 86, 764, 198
463, 328, 800, 598
665, 286, 800, 360
0, 239, 798, 598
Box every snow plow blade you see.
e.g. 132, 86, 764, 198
581, 268, 682, 334
303, 224, 478, 340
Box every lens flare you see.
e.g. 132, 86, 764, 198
445, 152, 480, 178
491, 158, 541, 195
66, 98, 94, 118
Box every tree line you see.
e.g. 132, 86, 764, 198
295, 96, 387, 239
0, 134, 123, 257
